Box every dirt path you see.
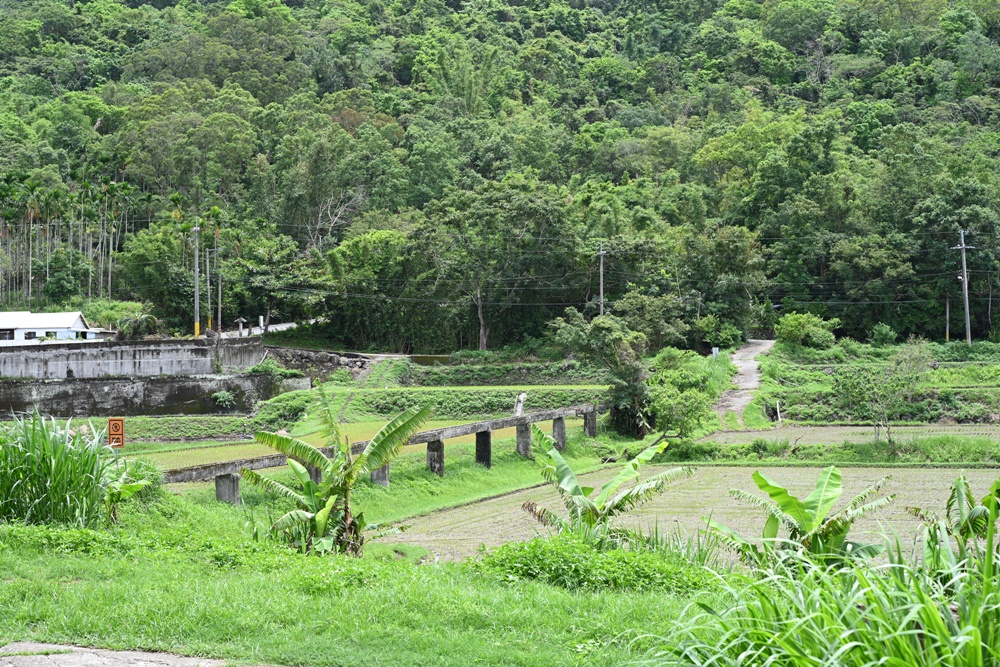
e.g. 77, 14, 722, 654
379, 465, 1000, 560
715, 339, 775, 425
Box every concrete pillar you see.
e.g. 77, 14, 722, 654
215, 474, 240, 504
552, 416, 566, 451
516, 424, 531, 458
371, 464, 390, 488
583, 410, 597, 437
475, 430, 492, 468
307, 466, 322, 485
427, 439, 445, 476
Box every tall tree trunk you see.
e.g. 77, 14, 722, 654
476, 287, 488, 351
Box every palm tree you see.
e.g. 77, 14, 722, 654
242, 395, 432, 555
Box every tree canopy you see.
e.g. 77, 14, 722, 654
0, 0, 997, 349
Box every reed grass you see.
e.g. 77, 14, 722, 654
0, 413, 110, 527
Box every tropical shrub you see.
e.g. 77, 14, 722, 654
708, 466, 894, 566
116, 311, 159, 339
522, 425, 693, 541
243, 392, 432, 555
480, 534, 714, 594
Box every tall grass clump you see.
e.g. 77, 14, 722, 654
652, 475, 1000, 667
0, 413, 110, 527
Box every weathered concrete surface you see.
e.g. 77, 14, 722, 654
0, 643, 223, 667
0, 338, 264, 380
0, 375, 310, 416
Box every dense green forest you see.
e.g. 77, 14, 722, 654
0, 0, 999, 351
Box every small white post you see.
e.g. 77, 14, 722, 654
776, 400, 782, 425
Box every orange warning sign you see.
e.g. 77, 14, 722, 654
108, 418, 124, 448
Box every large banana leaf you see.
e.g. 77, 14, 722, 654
254, 431, 333, 478
752, 471, 813, 531
801, 466, 842, 530
311, 386, 345, 453
729, 488, 801, 533
592, 441, 668, 508
547, 446, 586, 501
241, 468, 306, 507
271, 509, 314, 532
360, 405, 433, 473
605, 467, 693, 517
314, 494, 340, 537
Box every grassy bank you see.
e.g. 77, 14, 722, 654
0, 493, 703, 667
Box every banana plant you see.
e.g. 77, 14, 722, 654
243, 396, 432, 555
708, 466, 894, 567
906, 476, 997, 575
522, 425, 693, 538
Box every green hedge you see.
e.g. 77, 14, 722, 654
401, 361, 608, 387
350, 387, 605, 419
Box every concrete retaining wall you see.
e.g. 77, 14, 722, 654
0, 338, 264, 380
0, 375, 311, 417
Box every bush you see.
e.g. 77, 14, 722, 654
868, 322, 898, 347
246, 358, 305, 379
252, 390, 314, 431
211, 390, 236, 409
480, 534, 714, 594
774, 313, 839, 347
803, 327, 835, 349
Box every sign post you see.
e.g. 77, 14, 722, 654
108, 418, 124, 449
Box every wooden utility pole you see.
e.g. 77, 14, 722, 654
598, 241, 606, 316
953, 230, 974, 347
193, 220, 200, 338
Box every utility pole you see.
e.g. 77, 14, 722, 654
598, 241, 606, 316
953, 230, 974, 347
216, 227, 222, 333
945, 294, 950, 342
205, 247, 212, 332
193, 219, 200, 338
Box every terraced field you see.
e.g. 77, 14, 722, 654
380, 465, 1000, 560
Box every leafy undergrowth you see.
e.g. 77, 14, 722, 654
0, 493, 700, 667
479, 534, 716, 594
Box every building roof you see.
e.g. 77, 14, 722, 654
0, 311, 92, 330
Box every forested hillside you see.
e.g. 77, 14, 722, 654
1, 0, 999, 351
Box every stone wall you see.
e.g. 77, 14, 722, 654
0, 338, 264, 380
265, 347, 369, 381
0, 374, 310, 417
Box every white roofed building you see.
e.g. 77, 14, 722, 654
0, 312, 114, 346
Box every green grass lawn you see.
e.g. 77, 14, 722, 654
0, 491, 705, 667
